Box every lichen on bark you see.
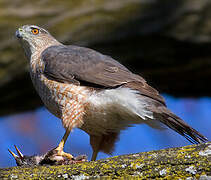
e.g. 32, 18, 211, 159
0, 142, 210, 179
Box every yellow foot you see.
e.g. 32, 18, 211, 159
42, 147, 87, 165
49, 147, 73, 161
57, 150, 73, 160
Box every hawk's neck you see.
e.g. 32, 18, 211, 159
30, 40, 62, 74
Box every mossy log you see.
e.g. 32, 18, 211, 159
0, 142, 210, 179
1, 0, 211, 116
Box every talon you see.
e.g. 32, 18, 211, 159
60, 151, 74, 160
53, 147, 73, 160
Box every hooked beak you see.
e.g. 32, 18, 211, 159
15, 28, 23, 39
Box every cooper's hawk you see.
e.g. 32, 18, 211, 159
15, 25, 207, 162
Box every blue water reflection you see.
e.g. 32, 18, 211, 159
0, 95, 210, 167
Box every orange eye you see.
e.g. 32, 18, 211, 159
31, 28, 39, 35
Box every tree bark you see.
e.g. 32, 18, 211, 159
0, 142, 210, 179
1, 0, 211, 115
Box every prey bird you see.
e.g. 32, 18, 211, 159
15, 25, 207, 163
8, 145, 87, 166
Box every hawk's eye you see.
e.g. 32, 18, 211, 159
31, 28, 39, 35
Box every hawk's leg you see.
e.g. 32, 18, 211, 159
53, 129, 73, 160
90, 132, 119, 161
90, 135, 102, 161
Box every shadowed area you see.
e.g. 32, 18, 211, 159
1, 0, 211, 115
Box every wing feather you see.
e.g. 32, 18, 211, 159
41, 45, 208, 143
41, 45, 165, 105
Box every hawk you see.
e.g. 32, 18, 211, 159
15, 25, 207, 162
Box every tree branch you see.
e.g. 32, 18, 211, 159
1, 142, 210, 179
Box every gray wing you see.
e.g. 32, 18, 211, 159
41, 45, 208, 143
41, 45, 165, 104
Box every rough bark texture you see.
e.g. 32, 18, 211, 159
1, 0, 211, 115
0, 142, 210, 179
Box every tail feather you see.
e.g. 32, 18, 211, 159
121, 81, 207, 143
155, 106, 208, 144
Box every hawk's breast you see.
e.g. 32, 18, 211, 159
31, 69, 92, 129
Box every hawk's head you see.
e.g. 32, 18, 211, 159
16, 25, 60, 58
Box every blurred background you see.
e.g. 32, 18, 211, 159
0, 0, 211, 167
